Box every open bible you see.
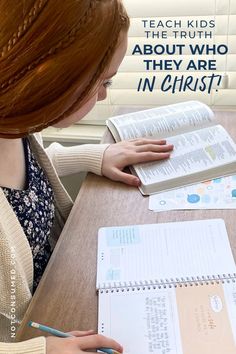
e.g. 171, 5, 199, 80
107, 101, 236, 195
97, 219, 236, 354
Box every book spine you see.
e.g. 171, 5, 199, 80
99, 273, 236, 293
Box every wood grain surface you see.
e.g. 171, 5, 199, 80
17, 111, 236, 341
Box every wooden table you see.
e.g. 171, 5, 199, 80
17, 111, 236, 341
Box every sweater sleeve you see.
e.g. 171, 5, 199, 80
0, 337, 46, 353
45, 142, 110, 177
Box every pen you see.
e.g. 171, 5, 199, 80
28, 321, 120, 354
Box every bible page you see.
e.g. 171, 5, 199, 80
107, 101, 215, 142
133, 124, 236, 192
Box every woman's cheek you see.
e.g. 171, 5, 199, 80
53, 93, 99, 128
97, 86, 107, 101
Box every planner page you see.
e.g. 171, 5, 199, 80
98, 280, 236, 354
96, 219, 236, 289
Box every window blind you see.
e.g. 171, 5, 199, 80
78, 0, 236, 126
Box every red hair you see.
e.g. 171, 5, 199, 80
0, 0, 129, 138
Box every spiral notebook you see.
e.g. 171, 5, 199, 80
97, 219, 236, 354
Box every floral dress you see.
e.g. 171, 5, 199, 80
2, 137, 55, 293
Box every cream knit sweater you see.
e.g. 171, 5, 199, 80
0, 133, 109, 353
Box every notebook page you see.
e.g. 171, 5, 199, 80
96, 219, 235, 289
99, 287, 183, 354
98, 281, 236, 354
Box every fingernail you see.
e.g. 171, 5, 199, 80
119, 345, 123, 353
135, 179, 141, 186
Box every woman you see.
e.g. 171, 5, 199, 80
0, 0, 173, 352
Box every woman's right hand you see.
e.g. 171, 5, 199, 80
46, 330, 123, 354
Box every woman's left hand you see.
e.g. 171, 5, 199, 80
101, 138, 174, 186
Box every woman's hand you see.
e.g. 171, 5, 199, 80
102, 138, 174, 186
46, 330, 123, 354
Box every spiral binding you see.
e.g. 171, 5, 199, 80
99, 273, 236, 294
